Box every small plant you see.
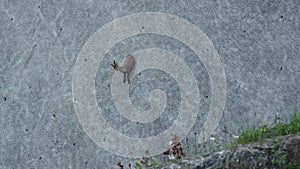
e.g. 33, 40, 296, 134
117, 150, 157, 169
117, 161, 124, 169
147, 157, 157, 167
163, 134, 185, 160
271, 149, 287, 168
134, 160, 143, 169
236, 126, 261, 144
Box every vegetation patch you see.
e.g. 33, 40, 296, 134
232, 113, 300, 146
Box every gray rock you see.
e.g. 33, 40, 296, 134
157, 134, 300, 169
1, 0, 299, 168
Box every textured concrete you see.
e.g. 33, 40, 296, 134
0, 0, 299, 168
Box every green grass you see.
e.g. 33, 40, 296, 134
222, 113, 300, 169
118, 113, 300, 169
232, 113, 300, 146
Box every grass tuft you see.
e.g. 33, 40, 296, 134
233, 113, 300, 145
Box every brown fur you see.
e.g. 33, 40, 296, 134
111, 54, 134, 84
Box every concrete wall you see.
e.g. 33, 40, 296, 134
0, 0, 299, 168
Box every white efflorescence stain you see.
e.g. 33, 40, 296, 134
72, 12, 226, 158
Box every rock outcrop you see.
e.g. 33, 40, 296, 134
156, 134, 300, 169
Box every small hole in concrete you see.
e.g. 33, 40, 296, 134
29, 86, 31, 89
280, 15, 283, 18
141, 26, 144, 29
206, 96, 208, 98
53, 114, 56, 118
57, 73, 59, 75
34, 44, 37, 47
206, 49, 209, 51
107, 84, 110, 87
60, 28, 63, 31
10, 18, 13, 21
8, 59, 10, 62
38, 6, 40, 8
73, 143, 76, 146
138, 73, 141, 75
85, 162, 88, 165
243, 30, 246, 33
84, 59, 87, 62
39, 157, 42, 160
280, 67, 283, 71
25, 129, 28, 132
4, 97, 7, 101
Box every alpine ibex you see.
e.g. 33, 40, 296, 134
111, 54, 134, 84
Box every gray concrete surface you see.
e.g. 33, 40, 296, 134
0, 0, 299, 168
